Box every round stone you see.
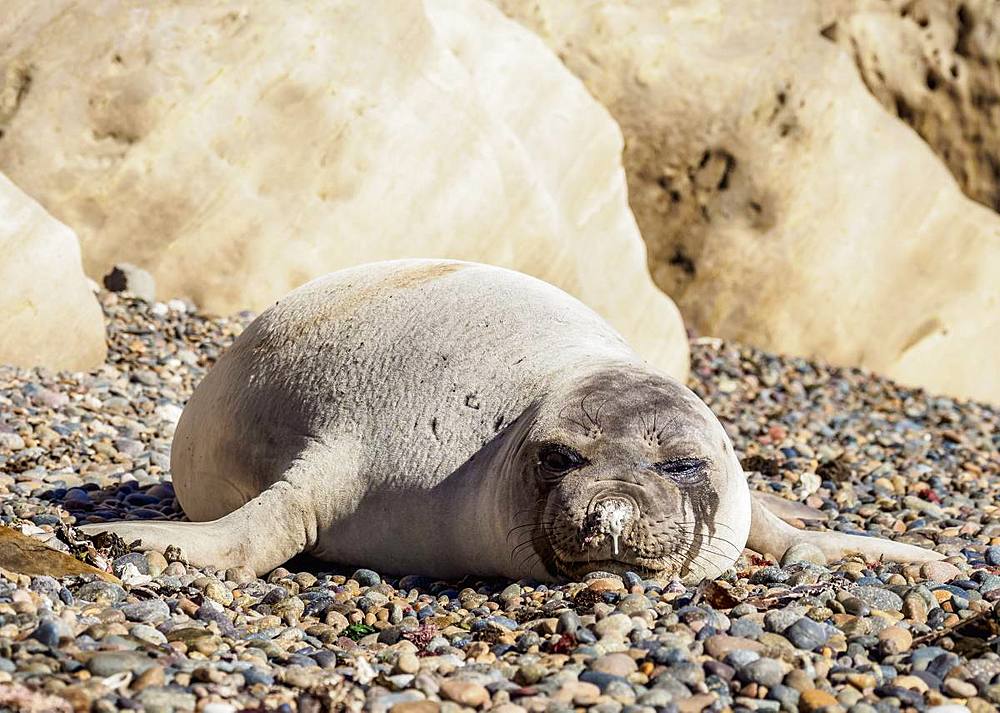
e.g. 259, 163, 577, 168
941, 677, 977, 698
593, 613, 633, 641
799, 688, 839, 712
438, 679, 490, 707
351, 569, 381, 587
30, 619, 64, 648
783, 618, 830, 651
111, 552, 150, 577
781, 543, 827, 566
921, 561, 961, 583
878, 626, 914, 655
87, 651, 158, 677
394, 653, 420, 675
739, 658, 785, 688
591, 653, 637, 677
853, 586, 903, 612
120, 599, 170, 623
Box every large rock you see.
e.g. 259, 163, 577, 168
495, 0, 1000, 402
0, 0, 688, 378
822, 0, 1000, 212
0, 525, 118, 582
0, 172, 106, 370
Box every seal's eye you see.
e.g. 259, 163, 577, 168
538, 444, 586, 476
654, 457, 708, 484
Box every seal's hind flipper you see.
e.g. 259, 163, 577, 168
747, 494, 944, 564
753, 491, 828, 523
79, 480, 318, 575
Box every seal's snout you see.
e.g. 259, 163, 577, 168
586, 498, 635, 556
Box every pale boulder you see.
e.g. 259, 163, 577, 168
0, 173, 106, 370
0, 0, 688, 379
822, 0, 1000, 212
495, 0, 1000, 402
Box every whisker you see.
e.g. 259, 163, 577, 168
505, 520, 555, 541
683, 537, 743, 561
510, 535, 547, 557
580, 390, 600, 429
516, 543, 547, 573
594, 396, 610, 427
670, 525, 744, 554
673, 520, 738, 534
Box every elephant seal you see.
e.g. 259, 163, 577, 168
82, 259, 943, 580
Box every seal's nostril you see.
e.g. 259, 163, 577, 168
592, 498, 635, 555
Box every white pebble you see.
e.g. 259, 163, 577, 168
118, 563, 152, 587
155, 404, 184, 424
202, 705, 237, 713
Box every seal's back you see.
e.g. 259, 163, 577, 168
171, 260, 639, 520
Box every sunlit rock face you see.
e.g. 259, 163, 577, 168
0, 0, 688, 380
822, 0, 1000, 213
0, 172, 106, 370
495, 0, 1000, 403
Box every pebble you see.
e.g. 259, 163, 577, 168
579, 670, 624, 691
922, 560, 962, 582
394, 653, 421, 675
352, 568, 381, 587
30, 618, 65, 647
853, 586, 904, 612
112, 552, 150, 576
783, 617, 830, 650
942, 678, 978, 698
438, 679, 490, 708
878, 626, 913, 655
704, 634, 763, 658
87, 651, 158, 677
800, 688, 839, 711
593, 613, 632, 640
136, 687, 197, 711
591, 653, 637, 677
781, 542, 827, 566
120, 598, 170, 623
739, 658, 786, 688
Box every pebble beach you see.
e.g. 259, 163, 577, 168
0, 292, 998, 713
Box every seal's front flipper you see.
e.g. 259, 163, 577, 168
79, 480, 319, 575
747, 494, 945, 564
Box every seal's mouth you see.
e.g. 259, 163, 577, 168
526, 483, 733, 583
552, 552, 671, 580
546, 497, 678, 580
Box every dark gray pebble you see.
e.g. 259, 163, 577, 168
351, 568, 381, 587
738, 657, 785, 688
76, 581, 127, 604
112, 552, 150, 576
767, 683, 800, 712
852, 586, 903, 611
30, 618, 63, 648
120, 599, 170, 623
783, 617, 830, 650
579, 670, 626, 691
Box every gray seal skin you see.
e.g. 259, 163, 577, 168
82, 259, 943, 580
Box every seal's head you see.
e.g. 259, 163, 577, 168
512, 365, 750, 583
